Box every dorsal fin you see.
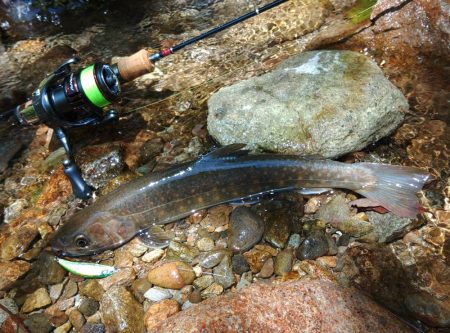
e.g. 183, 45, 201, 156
201, 144, 250, 161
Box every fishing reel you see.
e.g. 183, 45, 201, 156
13, 57, 122, 199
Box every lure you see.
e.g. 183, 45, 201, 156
56, 257, 118, 278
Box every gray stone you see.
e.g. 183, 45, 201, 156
197, 249, 232, 269
193, 275, 214, 290
287, 234, 302, 249
228, 206, 265, 253
368, 211, 419, 243
79, 297, 100, 317
24, 313, 53, 333
144, 287, 173, 302
208, 50, 407, 158
296, 231, 329, 260
213, 255, 236, 289
3, 199, 28, 224
274, 248, 294, 276
231, 254, 250, 275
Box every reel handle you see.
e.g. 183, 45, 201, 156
116, 49, 155, 82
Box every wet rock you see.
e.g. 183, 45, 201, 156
228, 207, 264, 253
147, 261, 195, 290
264, 211, 292, 249
144, 299, 180, 331
0, 222, 38, 260
141, 248, 165, 263
188, 289, 203, 303
77, 143, 125, 189
287, 234, 302, 249
79, 280, 104, 302
24, 313, 53, 333
172, 285, 192, 304
131, 278, 152, 303
80, 323, 105, 333
0, 141, 23, 174
61, 279, 77, 299
317, 256, 337, 268
98, 268, 136, 290
100, 285, 144, 333
144, 287, 173, 302
0, 298, 18, 326
258, 257, 274, 278
232, 254, 250, 275
68, 308, 85, 331
3, 199, 27, 224
148, 280, 413, 332
213, 255, 235, 289
200, 282, 224, 299
243, 246, 274, 273
0, 260, 30, 290
274, 248, 294, 276
114, 247, 134, 268
200, 205, 231, 232
339, 240, 450, 328
125, 239, 148, 257
296, 231, 330, 260
208, 51, 407, 158
166, 241, 199, 263
193, 275, 214, 290
21, 287, 52, 313
196, 237, 215, 252
79, 297, 100, 317
54, 321, 72, 333
48, 283, 64, 303
368, 211, 420, 243
197, 249, 232, 269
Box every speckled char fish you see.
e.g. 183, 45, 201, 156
51, 144, 430, 257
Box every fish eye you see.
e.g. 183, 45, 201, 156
75, 235, 90, 248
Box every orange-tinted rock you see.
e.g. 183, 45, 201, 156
0, 260, 31, 291
147, 280, 413, 332
144, 299, 180, 331
147, 261, 195, 290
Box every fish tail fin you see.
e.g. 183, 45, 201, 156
354, 163, 431, 218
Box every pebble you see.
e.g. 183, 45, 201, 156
193, 265, 203, 277
196, 237, 215, 252
37, 253, 67, 285
274, 249, 294, 276
236, 272, 253, 291
100, 286, 144, 333
78, 297, 100, 317
23, 313, 53, 333
147, 261, 195, 289
197, 249, 232, 268
264, 212, 292, 248
189, 289, 203, 304
141, 248, 165, 263
53, 321, 72, 333
80, 323, 106, 333
182, 300, 194, 310
49, 282, 65, 302
144, 287, 173, 302
79, 280, 104, 302
21, 287, 52, 313
296, 231, 330, 261
172, 285, 193, 304
98, 268, 136, 290
144, 299, 180, 331
166, 241, 199, 263
258, 257, 274, 278
3, 199, 27, 224
0, 222, 38, 260
0, 260, 31, 290
126, 238, 148, 257
232, 254, 250, 275
243, 247, 274, 273
61, 279, 78, 299
114, 247, 134, 268
193, 275, 214, 290
201, 283, 224, 299
227, 207, 265, 253
44, 301, 70, 326
287, 234, 302, 249
68, 308, 86, 331
213, 255, 236, 288
200, 205, 231, 232
131, 278, 152, 303
317, 256, 337, 268
0, 298, 17, 326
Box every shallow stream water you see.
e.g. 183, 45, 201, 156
0, 0, 448, 332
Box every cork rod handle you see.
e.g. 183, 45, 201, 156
116, 49, 154, 82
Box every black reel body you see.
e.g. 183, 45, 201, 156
14, 58, 122, 199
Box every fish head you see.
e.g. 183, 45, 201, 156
51, 210, 137, 257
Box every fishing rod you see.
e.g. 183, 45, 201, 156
0, 0, 289, 199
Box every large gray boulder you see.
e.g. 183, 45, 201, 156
207, 50, 408, 158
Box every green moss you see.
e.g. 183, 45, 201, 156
346, 0, 377, 24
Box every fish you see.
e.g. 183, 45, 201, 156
56, 257, 117, 278
50, 144, 430, 257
